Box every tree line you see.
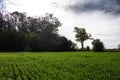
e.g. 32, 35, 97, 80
1, 11, 117, 52
0, 11, 76, 52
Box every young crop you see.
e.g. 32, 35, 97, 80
0, 52, 119, 80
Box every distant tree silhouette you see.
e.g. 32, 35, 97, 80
86, 46, 90, 51
0, 12, 5, 31
55, 36, 77, 51
74, 27, 91, 49
118, 44, 120, 50
92, 39, 105, 52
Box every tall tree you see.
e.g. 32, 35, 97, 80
10, 11, 27, 32
0, 12, 5, 31
74, 27, 91, 49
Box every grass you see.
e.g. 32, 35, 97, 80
0, 52, 120, 80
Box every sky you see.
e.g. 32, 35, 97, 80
1, 0, 120, 49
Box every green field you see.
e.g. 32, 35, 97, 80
0, 52, 120, 80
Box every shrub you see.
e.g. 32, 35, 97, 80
92, 39, 105, 52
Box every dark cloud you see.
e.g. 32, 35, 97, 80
68, 0, 120, 15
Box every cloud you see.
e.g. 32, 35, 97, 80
67, 0, 120, 15
58, 10, 120, 49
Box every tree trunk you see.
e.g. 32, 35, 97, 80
81, 42, 84, 49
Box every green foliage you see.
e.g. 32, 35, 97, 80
74, 27, 91, 49
79, 48, 87, 51
25, 32, 42, 51
0, 11, 76, 51
0, 52, 120, 80
79, 47, 90, 51
92, 39, 105, 52
0, 31, 26, 51
55, 36, 77, 51
86, 46, 90, 51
